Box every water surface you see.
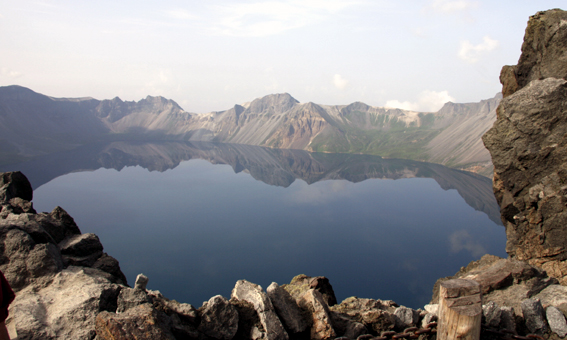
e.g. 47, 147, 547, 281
5, 141, 506, 308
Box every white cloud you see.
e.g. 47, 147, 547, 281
163, 9, 196, 20
0, 67, 23, 79
426, 0, 478, 14
385, 90, 454, 112
458, 36, 499, 63
333, 74, 349, 90
449, 230, 486, 257
213, 0, 366, 37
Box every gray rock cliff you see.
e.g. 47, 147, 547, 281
482, 8, 567, 285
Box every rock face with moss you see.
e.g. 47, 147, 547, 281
482, 9, 567, 284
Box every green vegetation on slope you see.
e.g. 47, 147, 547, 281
309, 113, 441, 160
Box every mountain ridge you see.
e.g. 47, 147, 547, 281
0, 85, 499, 176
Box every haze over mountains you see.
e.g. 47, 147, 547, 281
0, 85, 500, 176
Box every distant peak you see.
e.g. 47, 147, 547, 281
258, 93, 299, 104
247, 93, 299, 113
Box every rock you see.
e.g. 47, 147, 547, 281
59, 233, 104, 257
36, 206, 81, 244
546, 306, 567, 338
521, 298, 549, 334
198, 295, 239, 340
0, 228, 63, 290
342, 321, 367, 339
266, 282, 308, 333
297, 290, 336, 340
283, 274, 337, 307
393, 306, 419, 329
0, 171, 33, 203
8, 266, 121, 339
423, 304, 438, 316
482, 8, 567, 285
135, 273, 149, 290
421, 313, 437, 328
500, 306, 517, 333
329, 312, 368, 339
169, 313, 200, 339
431, 255, 557, 315
117, 287, 150, 313
330, 297, 397, 334
535, 284, 567, 314
92, 253, 128, 285
230, 298, 263, 340
231, 280, 288, 340
151, 294, 197, 324
96, 303, 176, 340
500, 9, 567, 97
483, 301, 502, 328
5, 197, 36, 215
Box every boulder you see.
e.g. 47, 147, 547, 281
198, 295, 239, 340
521, 298, 549, 335
297, 290, 336, 340
59, 233, 104, 257
282, 274, 337, 307
393, 306, 419, 330
0, 171, 33, 203
0, 228, 63, 290
266, 282, 308, 333
231, 280, 288, 340
96, 303, 176, 340
8, 266, 121, 339
482, 8, 567, 285
483, 301, 502, 328
35, 206, 81, 244
329, 297, 397, 334
117, 287, 150, 313
534, 284, 567, 314
92, 253, 128, 285
546, 306, 567, 338
500, 307, 517, 334
135, 273, 149, 290
230, 298, 263, 340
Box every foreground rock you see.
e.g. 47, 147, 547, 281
431, 254, 567, 338
482, 8, 567, 285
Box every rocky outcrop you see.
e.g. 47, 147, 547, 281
482, 9, 567, 284
500, 9, 567, 98
0, 172, 127, 338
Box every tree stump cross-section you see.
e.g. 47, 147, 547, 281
437, 279, 482, 340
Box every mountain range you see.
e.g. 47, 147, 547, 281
0, 85, 500, 176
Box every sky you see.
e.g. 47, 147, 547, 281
1, 1, 565, 113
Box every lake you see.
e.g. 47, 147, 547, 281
1, 141, 506, 309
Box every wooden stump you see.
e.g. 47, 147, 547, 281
437, 279, 482, 340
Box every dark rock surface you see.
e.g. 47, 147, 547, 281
500, 9, 567, 98
482, 8, 567, 285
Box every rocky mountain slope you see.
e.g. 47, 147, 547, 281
0, 85, 499, 175
483, 9, 567, 284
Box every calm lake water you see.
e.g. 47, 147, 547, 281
3, 141, 506, 308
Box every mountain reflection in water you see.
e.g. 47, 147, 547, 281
1, 141, 505, 308
2, 141, 501, 225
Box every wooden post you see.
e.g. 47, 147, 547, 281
437, 279, 482, 340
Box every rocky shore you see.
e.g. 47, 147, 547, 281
2, 7, 567, 340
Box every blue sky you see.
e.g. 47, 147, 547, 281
1, 1, 565, 112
